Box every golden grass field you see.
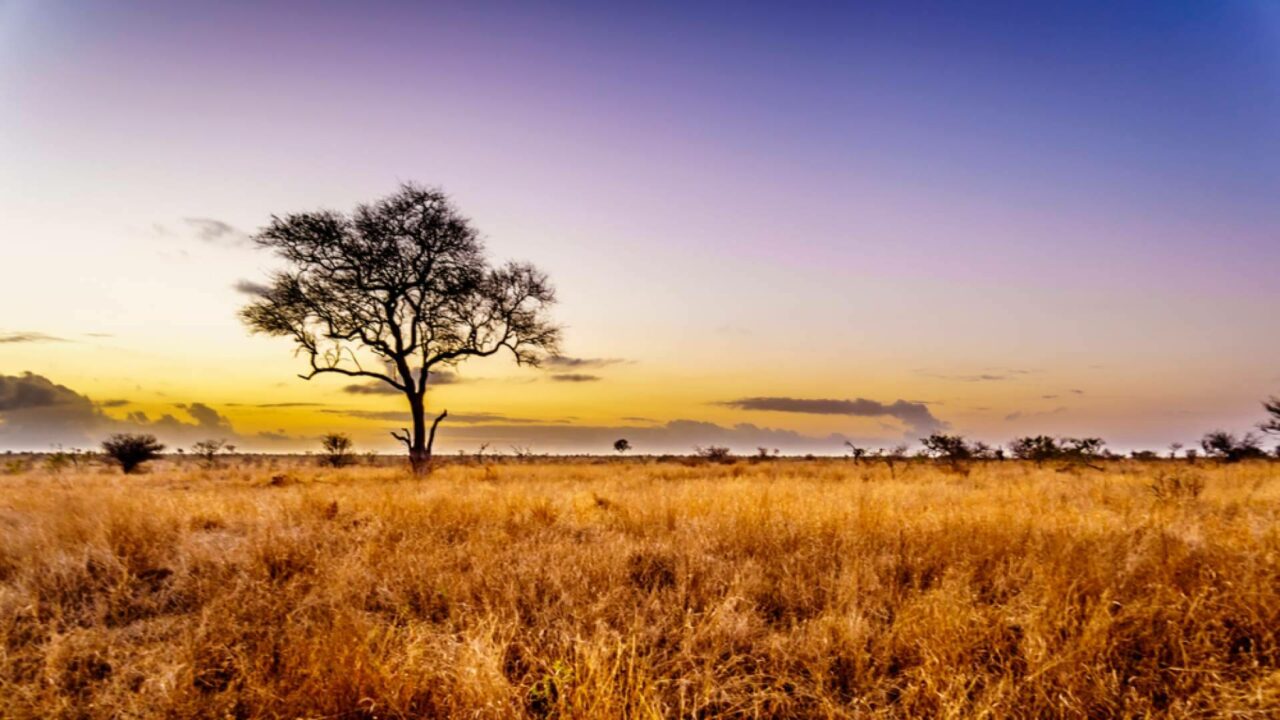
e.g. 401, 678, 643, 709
1, 457, 1278, 718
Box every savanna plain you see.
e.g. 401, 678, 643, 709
1, 457, 1278, 719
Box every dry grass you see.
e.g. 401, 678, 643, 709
1, 458, 1278, 718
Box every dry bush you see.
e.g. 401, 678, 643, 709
0, 459, 1278, 717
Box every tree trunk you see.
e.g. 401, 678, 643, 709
406, 394, 446, 475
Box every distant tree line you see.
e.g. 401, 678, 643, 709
26, 391, 1280, 475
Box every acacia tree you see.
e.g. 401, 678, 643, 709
1262, 396, 1280, 436
240, 184, 560, 474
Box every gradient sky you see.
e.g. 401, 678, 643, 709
2, 0, 1278, 453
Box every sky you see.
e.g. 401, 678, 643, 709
2, 0, 1278, 454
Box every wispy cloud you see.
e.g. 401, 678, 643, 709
1005, 407, 1067, 422
342, 370, 461, 395
0, 332, 68, 344
225, 402, 326, 408
232, 279, 270, 296
544, 355, 627, 370
322, 409, 410, 422
185, 217, 252, 247
437, 419, 883, 455
321, 408, 551, 425
915, 368, 1036, 383
550, 373, 601, 383
719, 396, 947, 437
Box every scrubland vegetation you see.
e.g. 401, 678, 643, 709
1, 457, 1278, 718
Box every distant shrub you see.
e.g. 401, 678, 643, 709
320, 433, 354, 468
694, 446, 733, 464
1130, 450, 1159, 461
191, 439, 234, 468
1200, 431, 1266, 463
1008, 436, 1106, 467
101, 433, 165, 474
875, 444, 911, 478
970, 441, 1000, 460
752, 447, 778, 462
1009, 436, 1058, 463
1261, 396, 1280, 436
43, 450, 72, 474
920, 434, 973, 464
613, 438, 631, 454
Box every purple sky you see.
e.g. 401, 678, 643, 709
1, 1, 1278, 453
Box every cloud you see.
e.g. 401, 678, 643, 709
544, 356, 626, 370
322, 409, 410, 422
915, 368, 1036, 383
0, 331, 67, 344
185, 218, 252, 247
342, 370, 461, 395
97, 399, 130, 408
321, 408, 552, 425
719, 396, 947, 437
341, 383, 401, 396
256, 430, 294, 442
435, 419, 881, 455
232, 279, 270, 296
175, 403, 233, 432
1042, 394, 1059, 399
1070, 389, 1085, 395
0, 373, 291, 451
0, 373, 85, 412
550, 373, 601, 383
1005, 407, 1067, 422
226, 402, 326, 408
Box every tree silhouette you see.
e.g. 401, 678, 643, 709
1200, 431, 1266, 463
613, 438, 631, 454
101, 433, 165, 474
920, 433, 972, 464
240, 184, 560, 474
320, 433, 354, 467
1261, 396, 1280, 435
192, 439, 231, 468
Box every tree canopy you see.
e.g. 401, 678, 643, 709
240, 184, 560, 472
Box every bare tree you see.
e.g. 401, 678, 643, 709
240, 184, 561, 474
192, 439, 231, 468
1200, 431, 1266, 463
1261, 396, 1280, 436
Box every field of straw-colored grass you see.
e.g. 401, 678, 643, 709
1, 458, 1278, 718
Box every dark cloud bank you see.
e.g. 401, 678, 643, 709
0, 372, 292, 451
718, 396, 947, 437
1, 374, 942, 455
436, 420, 878, 455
